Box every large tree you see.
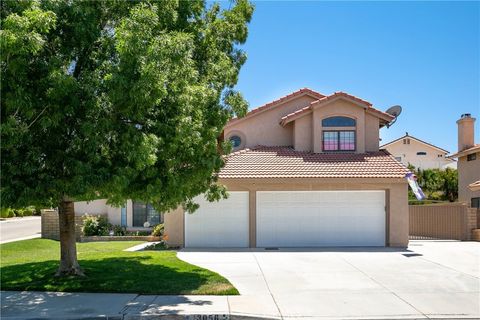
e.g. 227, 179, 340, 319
1, 0, 253, 276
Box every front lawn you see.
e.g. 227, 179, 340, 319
0, 239, 238, 295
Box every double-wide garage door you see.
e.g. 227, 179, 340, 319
184, 190, 386, 247
256, 191, 385, 247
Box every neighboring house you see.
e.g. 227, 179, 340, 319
381, 133, 456, 170
449, 114, 480, 208
75, 88, 410, 248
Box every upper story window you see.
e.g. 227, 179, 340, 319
467, 153, 477, 161
417, 152, 427, 156
321, 116, 356, 152
229, 135, 242, 148
322, 116, 356, 127
403, 138, 410, 144
323, 130, 356, 151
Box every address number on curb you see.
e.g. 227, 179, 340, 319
185, 315, 229, 320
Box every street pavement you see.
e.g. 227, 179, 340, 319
0, 216, 41, 244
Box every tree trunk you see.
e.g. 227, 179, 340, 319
55, 198, 84, 277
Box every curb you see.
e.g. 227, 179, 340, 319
0, 314, 281, 320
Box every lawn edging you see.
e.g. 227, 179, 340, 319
80, 235, 160, 242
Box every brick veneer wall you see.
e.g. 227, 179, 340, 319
41, 209, 106, 241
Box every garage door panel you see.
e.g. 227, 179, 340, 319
185, 191, 249, 248
256, 191, 385, 247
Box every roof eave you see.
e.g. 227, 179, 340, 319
226, 89, 324, 128
448, 145, 480, 159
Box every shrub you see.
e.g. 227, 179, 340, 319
112, 225, 127, 236
22, 206, 35, 216
1, 208, 14, 218
82, 215, 111, 236
151, 224, 164, 237
33, 207, 42, 216
13, 209, 24, 217
144, 240, 169, 250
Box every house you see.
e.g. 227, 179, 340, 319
449, 114, 480, 208
75, 88, 410, 248
380, 133, 456, 170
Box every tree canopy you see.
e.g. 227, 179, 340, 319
1, 0, 253, 212
407, 165, 458, 202
1, 0, 253, 275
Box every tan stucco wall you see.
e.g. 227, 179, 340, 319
458, 152, 480, 204
312, 100, 367, 153
365, 114, 380, 152
383, 139, 454, 170
164, 206, 184, 247
225, 95, 317, 149
226, 95, 384, 154
164, 178, 409, 248
294, 114, 312, 151
74, 200, 109, 216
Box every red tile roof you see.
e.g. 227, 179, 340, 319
280, 92, 394, 126
219, 146, 409, 179
280, 91, 394, 126
226, 88, 325, 127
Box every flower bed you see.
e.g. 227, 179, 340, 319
80, 235, 161, 242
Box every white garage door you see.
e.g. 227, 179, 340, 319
256, 191, 386, 247
185, 191, 249, 247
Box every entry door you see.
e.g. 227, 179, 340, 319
256, 190, 386, 247
184, 191, 249, 247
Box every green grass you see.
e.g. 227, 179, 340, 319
0, 239, 238, 295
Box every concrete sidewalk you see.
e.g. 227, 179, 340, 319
0, 291, 281, 320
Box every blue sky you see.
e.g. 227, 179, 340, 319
231, 1, 480, 154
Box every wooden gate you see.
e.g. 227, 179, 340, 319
409, 203, 477, 240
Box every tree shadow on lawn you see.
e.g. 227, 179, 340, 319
0, 256, 237, 295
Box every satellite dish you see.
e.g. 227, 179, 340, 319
385, 105, 402, 128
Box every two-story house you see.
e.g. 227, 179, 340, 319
74, 88, 410, 248
449, 114, 480, 208
381, 133, 456, 170
162, 88, 410, 248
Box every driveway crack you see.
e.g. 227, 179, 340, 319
253, 251, 284, 319
339, 254, 430, 319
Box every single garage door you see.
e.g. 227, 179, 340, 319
256, 190, 386, 247
185, 191, 249, 247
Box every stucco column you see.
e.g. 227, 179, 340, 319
249, 190, 257, 248
388, 183, 409, 247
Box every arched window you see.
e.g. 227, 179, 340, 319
322, 116, 356, 127
322, 117, 356, 151
229, 135, 242, 148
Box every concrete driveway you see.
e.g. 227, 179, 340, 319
178, 241, 480, 319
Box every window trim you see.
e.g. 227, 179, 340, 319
229, 135, 242, 148
226, 131, 246, 151
322, 130, 356, 152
